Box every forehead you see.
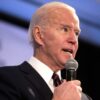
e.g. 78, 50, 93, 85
37, 4, 76, 22
35, 4, 80, 31
47, 7, 80, 29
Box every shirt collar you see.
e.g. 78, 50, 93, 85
27, 56, 53, 85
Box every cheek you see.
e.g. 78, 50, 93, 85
42, 30, 64, 54
45, 34, 62, 49
46, 40, 62, 58
43, 38, 59, 54
49, 41, 61, 53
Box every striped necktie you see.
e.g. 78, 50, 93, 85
52, 72, 61, 87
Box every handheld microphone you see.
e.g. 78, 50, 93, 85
65, 59, 78, 81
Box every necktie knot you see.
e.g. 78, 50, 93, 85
52, 72, 61, 87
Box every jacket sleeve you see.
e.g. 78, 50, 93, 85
0, 70, 21, 100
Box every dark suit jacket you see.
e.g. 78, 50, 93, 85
0, 62, 92, 100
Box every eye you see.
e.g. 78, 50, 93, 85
75, 32, 80, 36
63, 27, 69, 32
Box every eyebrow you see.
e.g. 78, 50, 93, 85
60, 24, 81, 33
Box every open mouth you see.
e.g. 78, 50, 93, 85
62, 48, 73, 54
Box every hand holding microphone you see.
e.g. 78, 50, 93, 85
53, 58, 79, 85
53, 59, 82, 100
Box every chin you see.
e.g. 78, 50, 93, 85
60, 60, 67, 67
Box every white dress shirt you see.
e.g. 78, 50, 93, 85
27, 57, 61, 92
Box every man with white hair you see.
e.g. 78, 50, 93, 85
0, 1, 92, 100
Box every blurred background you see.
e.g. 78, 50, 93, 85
0, 0, 100, 99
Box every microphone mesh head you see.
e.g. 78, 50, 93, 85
65, 59, 78, 71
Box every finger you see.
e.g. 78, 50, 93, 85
70, 80, 81, 86
77, 86, 82, 92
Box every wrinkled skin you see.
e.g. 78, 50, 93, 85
34, 7, 80, 71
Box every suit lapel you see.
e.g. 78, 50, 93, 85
19, 62, 53, 100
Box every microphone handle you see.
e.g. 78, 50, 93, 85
66, 69, 76, 81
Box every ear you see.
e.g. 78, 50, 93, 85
32, 26, 44, 46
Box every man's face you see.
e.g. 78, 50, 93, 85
38, 8, 80, 70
